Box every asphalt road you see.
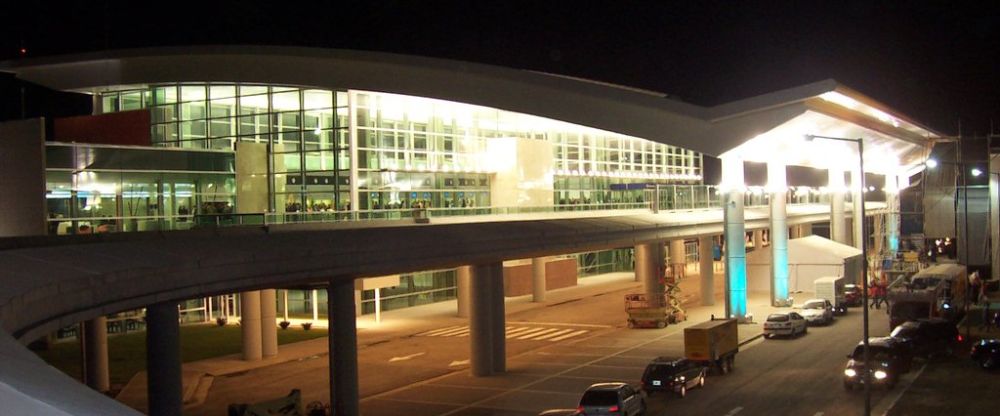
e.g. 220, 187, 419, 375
190, 281, 914, 416
650, 310, 897, 416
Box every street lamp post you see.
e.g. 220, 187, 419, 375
806, 134, 871, 415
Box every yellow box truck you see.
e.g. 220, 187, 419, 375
684, 318, 739, 374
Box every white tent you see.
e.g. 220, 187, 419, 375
747, 235, 864, 293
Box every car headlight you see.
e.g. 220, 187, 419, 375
874, 370, 887, 380
844, 368, 857, 377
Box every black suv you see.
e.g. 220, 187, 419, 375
843, 337, 912, 390
640, 357, 707, 398
889, 318, 959, 358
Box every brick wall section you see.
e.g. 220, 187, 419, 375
503, 258, 578, 296
52, 110, 151, 146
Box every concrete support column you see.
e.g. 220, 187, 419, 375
669, 239, 686, 278
635, 242, 666, 296
722, 155, 749, 321
81, 316, 109, 393
886, 175, 901, 253
852, 168, 865, 250
531, 257, 546, 302
752, 230, 764, 250
768, 161, 790, 307
146, 302, 181, 416
469, 262, 505, 376
698, 235, 715, 306
489, 263, 506, 374
328, 278, 359, 416
829, 168, 848, 244
456, 265, 472, 318
240, 291, 262, 361
260, 289, 278, 358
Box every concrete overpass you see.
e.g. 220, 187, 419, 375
0, 203, 878, 415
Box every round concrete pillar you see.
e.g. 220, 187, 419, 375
260, 289, 278, 358
240, 291, 262, 361
531, 257, 546, 302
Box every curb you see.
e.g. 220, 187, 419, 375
739, 333, 765, 347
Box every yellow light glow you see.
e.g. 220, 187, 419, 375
819, 92, 859, 109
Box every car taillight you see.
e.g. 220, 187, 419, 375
609, 405, 620, 412
958, 334, 964, 342
577, 405, 584, 414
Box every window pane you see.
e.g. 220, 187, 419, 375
271, 90, 300, 111
180, 85, 206, 102
209, 85, 236, 99
303, 90, 332, 110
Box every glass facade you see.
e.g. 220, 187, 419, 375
45, 143, 235, 234
94, 83, 707, 314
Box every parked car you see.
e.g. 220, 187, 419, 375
799, 299, 835, 325
538, 410, 580, 416
763, 312, 807, 338
889, 318, 959, 358
640, 356, 707, 398
577, 383, 645, 416
844, 284, 863, 306
843, 337, 913, 390
971, 339, 1000, 369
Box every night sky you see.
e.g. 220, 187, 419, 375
3, 1, 999, 136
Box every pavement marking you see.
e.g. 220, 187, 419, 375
448, 359, 470, 367
505, 327, 540, 337
531, 328, 575, 340
724, 406, 744, 416
415, 325, 590, 342
417, 325, 464, 336
508, 327, 550, 339
873, 362, 927, 416
518, 328, 562, 340
430, 326, 472, 337
507, 321, 614, 328
549, 329, 589, 342
388, 352, 426, 363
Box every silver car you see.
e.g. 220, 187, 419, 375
577, 382, 645, 415
799, 299, 835, 325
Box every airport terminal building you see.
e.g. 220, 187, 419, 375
0, 47, 941, 415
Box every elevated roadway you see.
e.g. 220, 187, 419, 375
0, 203, 879, 414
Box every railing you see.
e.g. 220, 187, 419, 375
46, 197, 828, 236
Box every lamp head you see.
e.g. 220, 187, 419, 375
971, 167, 983, 177
804, 134, 815, 142
925, 158, 938, 169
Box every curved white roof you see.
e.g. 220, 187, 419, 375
0, 46, 941, 171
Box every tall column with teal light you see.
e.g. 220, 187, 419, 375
829, 168, 848, 244
721, 155, 749, 321
885, 174, 903, 253
767, 161, 791, 307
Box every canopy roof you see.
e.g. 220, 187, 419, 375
0, 46, 942, 174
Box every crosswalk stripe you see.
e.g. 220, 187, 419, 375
548, 329, 588, 342
517, 328, 562, 340
419, 325, 464, 336
504, 327, 537, 336
434, 327, 472, 337
508, 327, 549, 339
417, 325, 590, 342
532, 328, 574, 340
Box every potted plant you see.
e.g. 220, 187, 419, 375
215, 317, 227, 326
279, 320, 291, 330
301, 322, 313, 331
